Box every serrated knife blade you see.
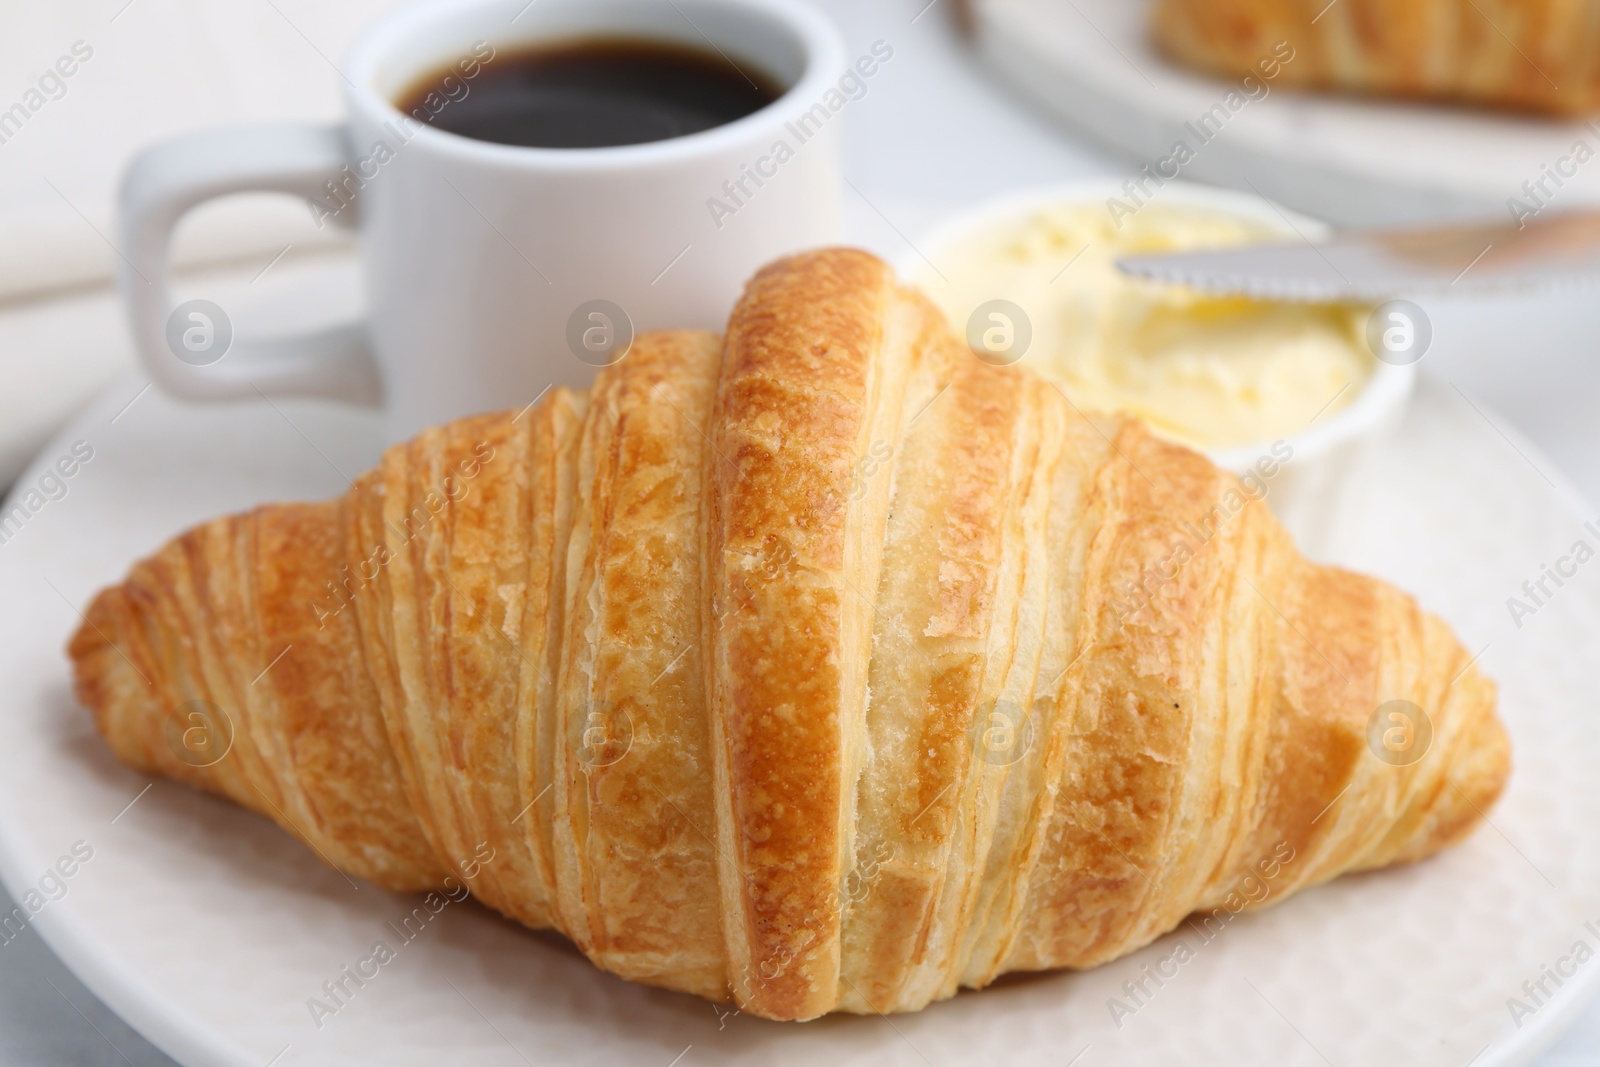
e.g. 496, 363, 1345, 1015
1114, 209, 1600, 302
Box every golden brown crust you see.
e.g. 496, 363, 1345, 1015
1152, 0, 1600, 117
68, 247, 1510, 1020
555, 329, 726, 996
704, 250, 891, 1019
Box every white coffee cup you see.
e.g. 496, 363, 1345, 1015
118, 0, 845, 441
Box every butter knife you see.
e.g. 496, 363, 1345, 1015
1115, 209, 1600, 302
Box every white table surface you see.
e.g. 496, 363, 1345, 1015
2, 0, 1598, 1063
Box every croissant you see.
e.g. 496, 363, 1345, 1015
1152, 0, 1600, 117
68, 248, 1509, 1021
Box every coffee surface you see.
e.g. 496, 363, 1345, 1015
398, 38, 781, 149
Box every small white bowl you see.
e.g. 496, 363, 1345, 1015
896, 180, 1416, 562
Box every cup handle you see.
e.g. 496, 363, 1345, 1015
118, 124, 381, 405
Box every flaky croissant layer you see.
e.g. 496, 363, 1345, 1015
1153, 0, 1600, 117
69, 249, 1509, 1020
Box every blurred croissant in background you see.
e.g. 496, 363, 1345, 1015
1154, 0, 1600, 116
69, 249, 1510, 1020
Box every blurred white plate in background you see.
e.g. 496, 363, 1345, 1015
972, 0, 1600, 227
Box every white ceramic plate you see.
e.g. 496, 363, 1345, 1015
1, 372, 1598, 1067
971, 0, 1600, 227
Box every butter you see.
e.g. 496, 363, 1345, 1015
914, 201, 1375, 451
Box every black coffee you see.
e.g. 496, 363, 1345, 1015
398, 37, 781, 149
